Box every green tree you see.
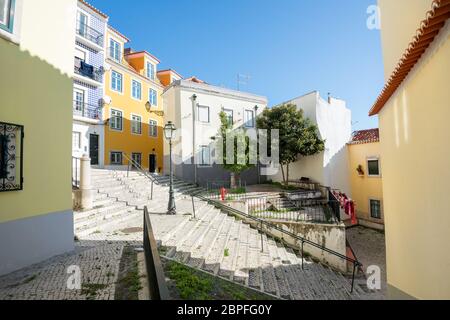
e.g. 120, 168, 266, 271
217, 111, 255, 188
256, 104, 325, 186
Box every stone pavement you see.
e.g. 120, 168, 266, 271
347, 226, 387, 296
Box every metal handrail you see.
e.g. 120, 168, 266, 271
143, 206, 170, 300
73, 100, 100, 120
76, 20, 104, 46
193, 192, 362, 293
123, 153, 157, 200
74, 57, 104, 83
72, 156, 80, 188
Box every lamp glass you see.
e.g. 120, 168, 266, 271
164, 122, 176, 140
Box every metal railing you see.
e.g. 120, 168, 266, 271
328, 189, 342, 222
76, 21, 104, 47
72, 156, 80, 188
193, 192, 362, 293
74, 57, 104, 83
143, 206, 170, 300
248, 197, 339, 224
123, 153, 157, 200
73, 100, 101, 120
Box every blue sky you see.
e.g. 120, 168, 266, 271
90, 0, 384, 131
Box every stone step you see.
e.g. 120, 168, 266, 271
218, 222, 243, 279
232, 225, 250, 285
74, 201, 128, 221
75, 206, 134, 231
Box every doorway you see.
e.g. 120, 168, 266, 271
89, 134, 99, 165
149, 154, 157, 173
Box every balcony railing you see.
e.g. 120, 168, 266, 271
76, 20, 104, 47
74, 57, 104, 83
73, 100, 100, 120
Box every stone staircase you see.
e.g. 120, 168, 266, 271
74, 168, 383, 300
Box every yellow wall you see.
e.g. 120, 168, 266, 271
378, 0, 434, 79
378, 1, 450, 299
347, 142, 383, 226
0, 0, 76, 223
104, 41, 164, 171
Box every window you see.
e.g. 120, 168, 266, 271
111, 71, 123, 92
367, 158, 380, 176
149, 120, 158, 137
197, 105, 210, 123
131, 115, 142, 134
75, 48, 86, 62
110, 152, 123, 165
223, 109, 234, 126
110, 109, 123, 131
131, 153, 142, 167
370, 199, 382, 219
147, 62, 155, 80
244, 110, 255, 128
109, 38, 121, 62
132, 80, 142, 100
73, 89, 85, 112
0, 0, 14, 33
0, 122, 24, 192
199, 146, 211, 167
72, 132, 81, 149
77, 11, 88, 37
149, 89, 157, 106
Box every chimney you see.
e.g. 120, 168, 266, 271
327, 92, 332, 104
124, 48, 133, 55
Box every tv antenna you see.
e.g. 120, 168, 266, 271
237, 74, 251, 91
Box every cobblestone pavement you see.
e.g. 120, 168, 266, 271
347, 226, 387, 296
0, 236, 141, 300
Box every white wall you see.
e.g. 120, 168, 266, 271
271, 92, 352, 194
72, 121, 104, 166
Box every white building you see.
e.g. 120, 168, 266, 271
72, 0, 108, 167
270, 91, 352, 194
162, 78, 268, 186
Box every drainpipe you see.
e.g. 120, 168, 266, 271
192, 94, 198, 185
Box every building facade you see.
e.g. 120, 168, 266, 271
347, 129, 384, 230
103, 27, 164, 172
72, 0, 108, 166
270, 91, 352, 195
0, 0, 76, 275
162, 78, 268, 186
371, 0, 450, 299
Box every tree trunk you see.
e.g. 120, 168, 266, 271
286, 163, 290, 187
230, 172, 237, 189
280, 165, 286, 185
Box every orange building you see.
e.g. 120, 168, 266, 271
103, 26, 164, 173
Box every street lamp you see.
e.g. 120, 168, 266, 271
164, 121, 177, 215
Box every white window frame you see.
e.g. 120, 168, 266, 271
0, 0, 15, 34
369, 198, 382, 220
73, 88, 86, 112
111, 70, 123, 93
197, 105, 210, 123
131, 114, 142, 135
110, 108, 123, 131
131, 79, 142, 100
367, 157, 381, 177
223, 108, 234, 126
76, 10, 89, 37
146, 61, 155, 80
244, 109, 255, 128
149, 119, 158, 137
131, 152, 142, 167
109, 37, 122, 62
149, 88, 158, 106
72, 131, 81, 150
198, 145, 211, 167
110, 151, 123, 165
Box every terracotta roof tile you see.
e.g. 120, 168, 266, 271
369, 0, 450, 116
349, 129, 380, 144
79, 0, 108, 19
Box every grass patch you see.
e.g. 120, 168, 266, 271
224, 249, 229, 257
228, 187, 246, 195
114, 246, 143, 300
81, 283, 108, 300
163, 259, 277, 300
268, 181, 301, 191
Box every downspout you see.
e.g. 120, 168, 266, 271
191, 94, 198, 185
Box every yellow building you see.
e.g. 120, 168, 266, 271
103, 26, 164, 172
347, 129, 384, 230
371, 0, 450, 299
0, 0, 76, 275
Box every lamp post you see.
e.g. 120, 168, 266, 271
164, 121, 177, 215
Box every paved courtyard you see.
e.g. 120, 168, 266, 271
347, 226, 387, 296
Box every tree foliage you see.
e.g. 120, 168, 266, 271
256, 104, 325, 184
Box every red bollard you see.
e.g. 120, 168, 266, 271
220, 187, 227, 201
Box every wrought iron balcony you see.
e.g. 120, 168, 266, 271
73, 100, 101, 120
76, 20, 104, 47
74, 57, 104, 83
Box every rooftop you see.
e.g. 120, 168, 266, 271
348, 129, 380, 145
